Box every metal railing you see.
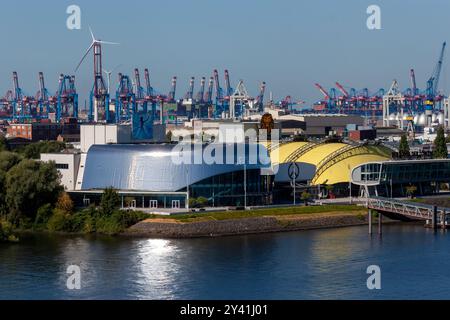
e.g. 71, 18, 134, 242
366, 196, 448, 221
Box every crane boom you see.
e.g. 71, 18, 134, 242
168, 76, 177, 102
410, 69, 417, 95
224, 70, 233, 96
433, 42, 446, 95
314, 83, 329, 100
144, 68, 153, 97
185, 77, 195, 100
205, 77, 214, 103
335, 82, 349, 97
196, 77, 206, 103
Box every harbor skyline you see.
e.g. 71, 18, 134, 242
1, 0, 450, 104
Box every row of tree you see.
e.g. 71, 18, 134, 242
398, 126, 449, 159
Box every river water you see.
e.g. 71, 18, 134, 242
1, 224, 450, 300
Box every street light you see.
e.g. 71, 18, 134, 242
239, 155, 247, 209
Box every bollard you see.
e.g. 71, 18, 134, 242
368, 209, 372, 235
432, 206, 438, 230
442, 210, 447, 230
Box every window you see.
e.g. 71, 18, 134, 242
55, 163, 69, 170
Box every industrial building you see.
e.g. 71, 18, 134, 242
6, 118, 79, 142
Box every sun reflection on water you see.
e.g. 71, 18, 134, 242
133, 239, 181, 299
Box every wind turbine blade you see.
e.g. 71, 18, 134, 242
89, 26, 96, 42
75, 43, 94, 72
99, 40, 120, 45
112, 64, 122, 72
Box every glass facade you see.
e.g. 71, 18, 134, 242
187, 169, 273, 207
380, 161, 450, 184
359, 163, 382, 183
352, 160, 450, 197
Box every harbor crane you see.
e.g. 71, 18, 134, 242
425, 42, 446, 113
56, 74, 78, 120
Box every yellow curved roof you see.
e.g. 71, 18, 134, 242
297, 143, 347, 165
271, 142, 309, 164
269, 141, 391, 185
313, 153, 388, 185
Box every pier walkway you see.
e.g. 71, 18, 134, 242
365, 196, 450, 234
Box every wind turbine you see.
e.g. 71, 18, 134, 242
75, 27, 119, 122
75, 27, 119, 72
103, 64, 122, 95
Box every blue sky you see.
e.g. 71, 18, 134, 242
1, 0, 450, 106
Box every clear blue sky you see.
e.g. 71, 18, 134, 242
1, 0, 450, 106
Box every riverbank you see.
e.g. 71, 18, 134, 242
124, 205, 403, 238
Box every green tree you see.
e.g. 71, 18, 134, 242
196, 197, 209, 208
100, 187, 121, 217
433, 126, 448, 159
398, 135, 410, 159
301, 191, 312, 206
34, 204, 53, 227
19, 141, 66, 159
0, 136, 9, 152
405, 185, 417, 199
5, 159, 62, 225
0, 152, 23, 216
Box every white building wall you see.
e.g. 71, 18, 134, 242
75, 153, 87, 191
40, 153, 81, 191
81, 124, 132, 153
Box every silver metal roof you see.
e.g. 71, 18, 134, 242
81, 143, 271, 192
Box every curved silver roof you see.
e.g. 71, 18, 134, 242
81, 143, 271, 192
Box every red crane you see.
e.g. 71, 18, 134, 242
315, 83, 330, 100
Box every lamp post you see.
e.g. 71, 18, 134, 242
244, 160, 247, 209
349, 182, 352, 204
239, 155, 248, 209
185, 165, 190, 210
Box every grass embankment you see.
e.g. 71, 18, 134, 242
409, 197, 450, 207
147, 205, 365, 223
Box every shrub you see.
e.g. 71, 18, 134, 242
301, 191, 312, 206
95, 210, 147, 235
34, 204, 53, 227
56, 192, 74, 214
196, 197, 209, 208
68, 205, 99, 233
0, 219, 18, 242
100, 187, 120, 217
189, 198, 197, 208
47, 210, 71, 232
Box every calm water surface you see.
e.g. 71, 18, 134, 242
1, 224, 450, 300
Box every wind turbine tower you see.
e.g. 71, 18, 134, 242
76, 28, 119, 122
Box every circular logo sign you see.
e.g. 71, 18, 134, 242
288, 163, 300, 180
